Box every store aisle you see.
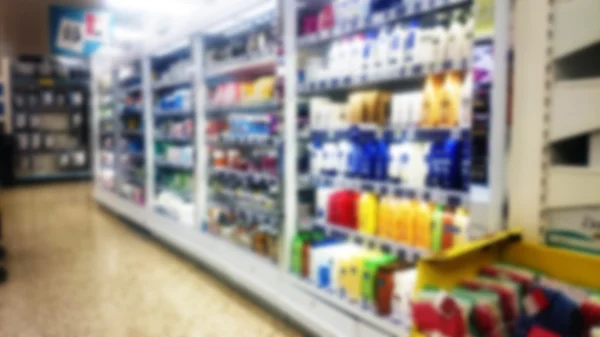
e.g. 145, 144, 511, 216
0, 183, 304, 337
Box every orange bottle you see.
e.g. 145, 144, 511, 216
421, 74, 444, 127
412, 200, 433, 250
395, 198, 415, 244
439, 71, 463, 127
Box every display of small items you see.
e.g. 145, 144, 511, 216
207, 113, 279, 144
156, 143, 194, 168
412, 263, 600, 337
156, 118, 194, 140
318, 187, 469, 252
210, 76, 277, 106
300, 4, 472, 85
205, 22, 277, 66
207, 205, 280, 263
212, 148, 279, 177
154, 58, 192, 84
155, 171, 195, 225
291, 230, 417, 322
155, 87, 193, 112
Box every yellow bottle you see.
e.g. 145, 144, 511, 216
420, 74, 444, 127
439, 71, 463, 127
412, 200, 433, 249
377, 196, 393, 238
359, 192, 378, 235
395, 198, 414, 244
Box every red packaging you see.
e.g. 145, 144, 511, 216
317, 5, 334, 31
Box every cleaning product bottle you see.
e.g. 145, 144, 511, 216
403, 20, 420, 69
388, 24, 406, 68
431, 204, 445, 252
360, 132, 379, 180
421, 74, 444, 127
460, 71, 473, 128
460, 139, 471, 191
358, 192, 378, 235
413, 199, 433, 250
395, 197, 414, 244
387, 142, 404, 183
374, 137, 390, 181
440, 71, 463, 127
441, 137, 462, 190
442, 204, 456, 250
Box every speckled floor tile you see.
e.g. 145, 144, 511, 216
0, 183, 304, 337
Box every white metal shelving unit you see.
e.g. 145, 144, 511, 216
511, 0, 600, 252
91, 0, 515, 336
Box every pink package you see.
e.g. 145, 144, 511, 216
318, 5, 334, 31
302, 14, 318, 35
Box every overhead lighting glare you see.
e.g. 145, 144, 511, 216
105, 0, 192, 16
239, 0, 276, 21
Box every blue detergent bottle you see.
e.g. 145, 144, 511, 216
347, 128, 363, 178
426, 141, 443, 187
374, 134, 390, 181
360, 132, 379, 180
460, 139, 471, 191
441, 138, 462, 190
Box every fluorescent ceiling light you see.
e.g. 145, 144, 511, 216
105, 0, 193, 16
113, 26, 145, 41
239, 0, 276, 21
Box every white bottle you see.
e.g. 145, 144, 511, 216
327, 41, 342, 79
406, 91, 423, 128
338, 139, 352, 176
460, 72, 473, 127
416, 26, 433, 68
388, 24, 406, 69
431, 23, 450, 70
446, 15, 466, 66
348, 35, 366, 78
391, 93, 405, 129
374, 27, 393, 75
361, 30, 377, 76
461, 16, 475, 63
403, 22, 420, 69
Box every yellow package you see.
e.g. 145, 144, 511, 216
251, 76, 275, 102
395, 198, 415, 245
377, 196, 394, 238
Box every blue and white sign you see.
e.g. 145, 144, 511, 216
49, 5, 113, 57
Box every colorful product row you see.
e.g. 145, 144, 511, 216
156, 118, 194, 139
291, 231, 416, 319
154, 59, 192, 83
319, 188, 468, 251
309, 72, 471, 130
312, 135, 469, 191
212, 149, 279, 176
206, 25, 276, 65
207, 114, 279, 141
303, 9, 472, 80
413, 263, 600, 337
210, 76, 277, 106
155, 88, 193, 111
156, 144, 194, 167
207, 205, 280, 262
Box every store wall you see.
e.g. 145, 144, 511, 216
0, 0, 100, 58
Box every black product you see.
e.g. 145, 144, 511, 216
0, 134, 17, 186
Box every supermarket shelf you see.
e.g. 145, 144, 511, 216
154, 135, 194, 143
311, 175, 469, 205
124, 151, 145, 159
121, 108, 143, 117
208, 198, 282, 219
309, 126, 469, 142
211, 167, 279, 184
554, 0, 600, 59
153, 76, 192, 90
206, 100, 281, 114
121, 84, 142, 94
550, 78, 600, 142
287, 275, 410, 337
546, 166, 600, 209
16, 170, 91, 182
313, 220, 428, 263
155, 158, 194, 171
94, 187, 146, 225
12, 77, 89, 88
205, 54, 277, 80
122, 129, 144, 137
297, 0, 472, 48
211, 188, 280, 213
157, 185, 193, 201
208, 134, 282, 147
298, 59, 468, 95
154, 109, 194, 119
424, 228, 521, 262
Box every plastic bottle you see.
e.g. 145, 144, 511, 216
453, 207, 470, 246
431, 204, 444, 252
349, 35, 366, 77
388, 24, 406, 68
403, 20, 420, 68
358, 192, 378, 235
395, 197, 414, 244
360, 132, 379, 179
440, 71, 463, 127
441, 206, 456, 250
460, 71, 473, 128
377, 195, 393, 238
421, 74, 444, 127
412, 200, 433, 250
374, 137, 390, 181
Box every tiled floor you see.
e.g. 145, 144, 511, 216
0, 183, 304, 337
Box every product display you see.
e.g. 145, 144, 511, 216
151, 41, 196, 222
413, 262, 600, 337
203, 8, 283, 262
117, 62, 146, 205
291, 230, 417, 322
10, 55, 91, 180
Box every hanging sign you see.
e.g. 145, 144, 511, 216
49, 5, 113, 57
